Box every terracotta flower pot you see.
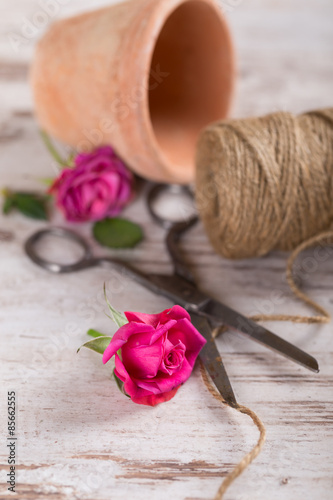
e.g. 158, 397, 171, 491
31, 0, 235, 183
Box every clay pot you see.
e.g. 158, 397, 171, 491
31, 0, 235, 183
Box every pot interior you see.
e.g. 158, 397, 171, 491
148, 0, 233, 181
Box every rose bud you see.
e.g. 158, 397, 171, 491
102, 305, 207, 406
49, 146, 133, 222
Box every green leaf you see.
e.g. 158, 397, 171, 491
87, 329, 108, 338
2, 190, 49, 220
104, 284, 128, 328
113, 369, 130, 398
93, 217, 143, 249
13, 192, 49, 220
2, 195, 15, 215
77, 336, 112, 355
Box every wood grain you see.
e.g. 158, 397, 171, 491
0, 1, 333, 499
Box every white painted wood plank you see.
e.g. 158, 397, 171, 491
0, 1, 333, 499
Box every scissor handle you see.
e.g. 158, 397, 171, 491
166, 220, 198, 283
147, 184, 198, 284
25, 227, 93, 274
147, 183, 198, 229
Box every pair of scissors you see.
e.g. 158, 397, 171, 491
24, 184, 319, 409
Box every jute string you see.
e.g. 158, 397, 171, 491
196, 108, 333, 498
200, 361, 266, 500
200, 230, 332, 499
196, 108, 333, 260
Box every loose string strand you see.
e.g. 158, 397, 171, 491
248, 230, 333, 325
201, 230, 332, 498
200, 362, 266, 500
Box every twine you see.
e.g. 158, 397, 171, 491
196, 126, 333, 495
200, 361, 266, 500
199, 228, 332, 498
196, 108, 333, 260
249, 229, 332, 325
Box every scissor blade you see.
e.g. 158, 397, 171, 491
202, 300, 319, 373
189, 312, 238, 409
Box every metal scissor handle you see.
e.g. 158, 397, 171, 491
147, 184, 197, 228
147, 184, 198, 284
24, 227, 93, 274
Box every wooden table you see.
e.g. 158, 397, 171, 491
1, 1, 333, 499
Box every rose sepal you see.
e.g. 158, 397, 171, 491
113, 370, 130, 398
77, 336, 112, 356
104, 285, 128, 328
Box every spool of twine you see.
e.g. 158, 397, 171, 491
196, 108, 333, 260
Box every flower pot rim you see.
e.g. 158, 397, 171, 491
119, 0, 236, 183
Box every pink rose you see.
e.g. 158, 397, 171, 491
49, 146, 133, 222
102, 305, 206, 406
